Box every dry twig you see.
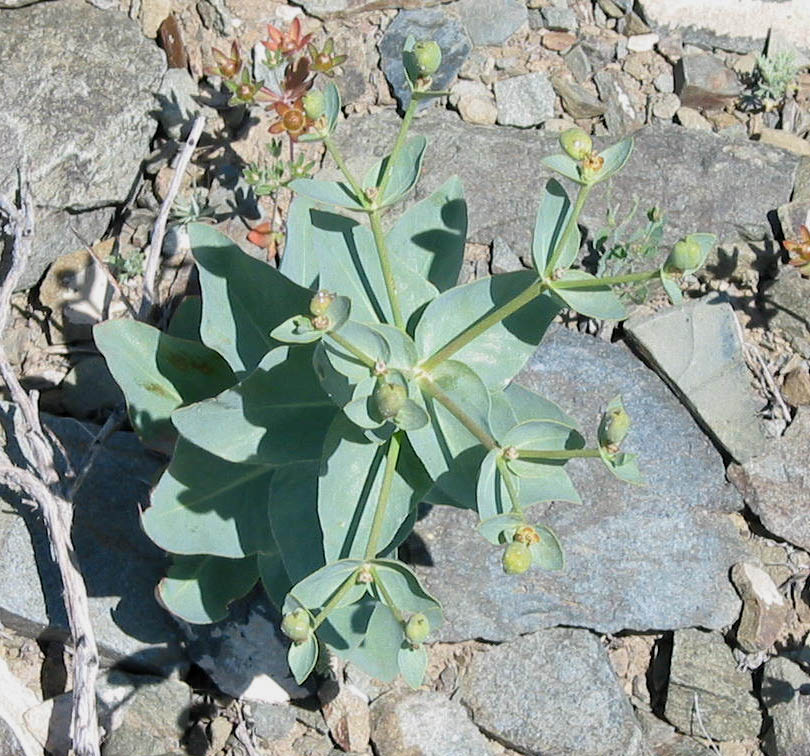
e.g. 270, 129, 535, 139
138, 114, 205, 321
0, 173, 101, 756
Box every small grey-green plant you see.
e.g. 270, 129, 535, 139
95, 35, 714, 688
754, 50, 799, 108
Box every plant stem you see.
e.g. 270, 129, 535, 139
312, 570, 361, 630
516, 448, 603, 460
552, 269, 659, 289
377, 97, 419, 202
418, 376, 500, 451
496, 455, 522, 515
545, 183, 591, 275
370, 566, 403, 622
323, 135, 367, 208
365, 433, 402, 560
369, 210, 405, 330
327, 331, 378, 370
420, 278, 545, 372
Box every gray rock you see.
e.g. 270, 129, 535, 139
195, 0, 232, 35
495, 72, 555, 127
594, 69, 644, 135
728, 408, 810, 552
180, 594, 310, 703
635, 710, 715, 756
490, 237, 524, 274
542, 6, 578, 32
778, 200, 810, 243
553, 75, 607, 118
563, 43, 593, 83
0, 405, 183, 671
459, 628, 647, 755
370, 690, 492, 756
654, 70, 675, 93
664, 629, 761, 740
250, 702, 297, 743
763, 267, 810, 349
675, 106, 713, 131
329, 110, 796, 270
0, 0, 165, 290
652, 93, 681, 120
674, 54, 742, 110
580, 35, 617, 70
156, 68, 216, 140
318, 679, 370, 752
450, 80, 497, 126
407, 326, 745, 643
527, 8, 544, 31
636, 0, 810, 56
793, 156, 810, 203
731, 562, 789, 653
457, 0, 527, 46
757, 129, 810, 157
763, 655, 810, 756
378, 9, 471, 111
624, 297, 768, 463
60, 356, 124, 420
0, 658, 40, 756
597, 0, 630, 19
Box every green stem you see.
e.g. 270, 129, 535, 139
323, 135, 367, 209
327, 331, 377, 370
377, 97, 419, 202
369, 210, 405, 330
496, 455, 522, 515
312, 570, 361, 630
420, 279, 545, 372
545, 183, 591, 275
418, 376, 499, 451
370, 566, 403, 622
364, 433, 402, 560
552, 270, 659, 289
516, 447, 603, 460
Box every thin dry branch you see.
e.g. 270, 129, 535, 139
0, 173, 101, 756
138, 114, 205, 321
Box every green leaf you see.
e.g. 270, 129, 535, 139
529, 525, 564, 570
94, 319, 236, 451
681, 233, 716, 275
279, 197, 320, 289
323, 82, 340, 134
288, 634, 318, 684
371, 560, 443, 629
156, 554, 259, 624
257, 541, 291, 610
476, 449, 517, 520
592, 137, 633, 183
288, 178, 365, 211
267, 461, 325, 584
489, 384, 578, 437
189, 223, 313, 374
172, 345, 336, 465
270, 315, 323, 344
550, 270, 627, 320
532, 179, 580, 274
319, 418, 430, 561
143, 438, 274, 558
502, 419, 584, 478
478, 512, 525, 545
398, 644, 427, 689
369, 324, 418, 370
344, 377, 386, 430
166, 296, 202, 341
322, 321, 389, 383
415, 272, 562, 391
386, 177, 466, 293
541, 153, 583, 184
599, 446, 645, 485
394, 399, 429, 431
284, 560, 367, 614
363, 136, 427, 208
659, 267, 683, 305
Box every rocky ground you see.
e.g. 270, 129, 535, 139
2, 0, 810, 754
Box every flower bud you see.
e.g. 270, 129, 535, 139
502, 541, 531, 575
309, 289, 335, 317
559, 128, 592, 161
373, 382, 407, 419
281, 608, 312, 643
666, 238, 702, 273
412, 40, 442, 76
302, 90, 325, 120
405, 613, 430, 645
603, 407, 630, 448
514, 525, 541, 545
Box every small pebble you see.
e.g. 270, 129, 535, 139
627, 33, 658, 53
542, 31, 577, 51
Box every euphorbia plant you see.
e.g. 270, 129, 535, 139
95, 37, 714, 687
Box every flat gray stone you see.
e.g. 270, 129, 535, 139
155, 68, 216, 140
553, 74, 607, 118
370, 690, 492, 756
763, 267, 810, 350
0, 405, 183, 671
594, 69, 644, 135
731, 562, 789, 653
250, 702, 297, 744
665, 629, 761, 740
495, 72, 555, 127
674, 54, 742, 110
625, 297, 767, 463
329, 111, 796, 261
459, 628, 647, 755
542, 6, 578, 32
456, 0, 527, 46
563, 43, 593, 82
0, 0, 165, 290
406, 326, 745, 643
728, 408, 810, 552
636, 0, 810, 55
378, 9, 471, 111
763, 656, 810, 756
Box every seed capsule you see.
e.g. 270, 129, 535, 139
303, 90, 325, 120
603, 407, 630, 448
666, 238, 702, 273
373, 382, 407, 419
405, 613, 430, 645
310, 289, 335, 317
412, 40, 442, 76
514, 525, 541, 545
502, 541, 532, 575
281, 608, 312, 643
559, 128, 592, 161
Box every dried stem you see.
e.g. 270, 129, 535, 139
138, 114, 205, 321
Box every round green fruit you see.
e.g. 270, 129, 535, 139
412, 40, 442, 76
303, 90, 326, 120
666, 238, 702, 273
603, 407, 630, 447
281, 608, 312, 643
309, 289, 335, 317
559, 128, 592, 161
373, 382, 407, 419
502, 541, 532, 575
405, 613, 430, 645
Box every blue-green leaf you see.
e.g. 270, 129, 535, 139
529, 525, 564, 570
660, 266, 683, 305
371, 560, 443, 629
592, 137, 633, 183
550, 270, 627, 320
288, 178, 365, 211
489, 383, 578, 438
477, 512, 525, 545
398, 644, 427, 689
502, 419, 584, 478
541, 153, 583, 184
284, 560, 367, 614
599, 446, 645, 485
279, 196, 320, 289
363, 136, 427, 208
288, 634, 318, 684
270, 315, 323, 344
532, 179, 580, 275
166, 295, 202, 341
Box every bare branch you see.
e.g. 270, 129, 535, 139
139, 114, 205, 321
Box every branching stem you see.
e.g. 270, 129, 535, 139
370, 566, 403, 622
370, 210, 405, 329
327, 331, 378, 370
552, 269, 659, 288
312, 571, 361, 630
323, 135, 368, 209
496, 455, 522, 515
377, 97, 419, 202
545, 183, 591, 275
517, 448, 603, 460
365, 433, 402, 560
